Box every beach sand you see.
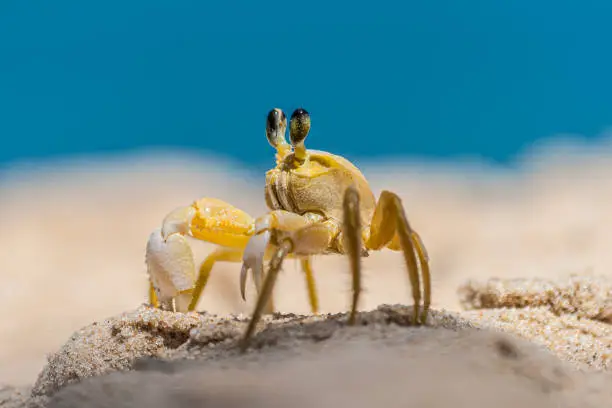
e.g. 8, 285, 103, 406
25, 297, 612, 407
1, 138, 612, 405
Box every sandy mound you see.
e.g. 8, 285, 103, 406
46, 329, 608, 408
29, 305, 474, 402
0, 274, 605, 407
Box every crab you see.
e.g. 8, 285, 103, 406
145, 107, 431, 352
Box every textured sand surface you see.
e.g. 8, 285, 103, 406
17, 294, 612, 408
1, 274, 608, 406
2, 140, 612, 402
0, 386, 28, 408
44, 334, 612, 408
42, 317, 606, 408
24, 275, 611, 401
460, 276, 612, 371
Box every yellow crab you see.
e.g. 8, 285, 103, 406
145, 107, 431, 351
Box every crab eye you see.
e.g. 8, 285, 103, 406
265, 108, 288, 148
289, 108, 310, 145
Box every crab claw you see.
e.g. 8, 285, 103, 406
240, 229, 271, 300
145, 227, 196, 312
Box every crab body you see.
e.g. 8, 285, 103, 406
266, 150, 376, 234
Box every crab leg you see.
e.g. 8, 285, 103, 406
240, 239, 292, 352
149, 281, 159, 308
240, 221, 334, 351
300, 258, 319, 314
240, 210, 330, 308
187, 246, 244, 311
190, 246, 323, 313
341, 185, 364, 325
410, 230, 430, 322
364, 190, 431, 324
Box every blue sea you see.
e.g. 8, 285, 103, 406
1, 1, 611, 173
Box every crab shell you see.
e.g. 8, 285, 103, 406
265, 149, 377, 250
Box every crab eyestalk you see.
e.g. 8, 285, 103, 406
266, 108, 291, 164
289, 108, 311, 162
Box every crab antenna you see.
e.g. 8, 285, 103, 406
266, 108, 292, 164
289, 108, 310, 162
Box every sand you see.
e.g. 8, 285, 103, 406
2, 139, 612, 406
19, 287, 612, 407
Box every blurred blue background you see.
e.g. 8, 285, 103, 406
1, 0, 611, 172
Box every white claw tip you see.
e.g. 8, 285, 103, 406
240, 230, 271, 300
240, 264, 248, 301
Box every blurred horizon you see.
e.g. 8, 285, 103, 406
2, 128, 612, 183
